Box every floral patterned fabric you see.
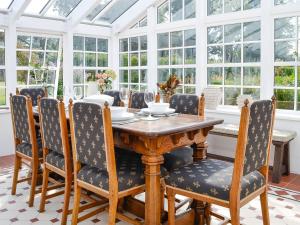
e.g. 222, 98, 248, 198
244, 100, 273, 176
131, 92, 151, 109
72, 102, 107, 171
77, 154, 145, 191
169, 94, 199, 115
11, 95, 31, 144
103, 90, 122, 106
46, 150, 66, 170
16, 139, 43, 158
20, 88, 46, 106
40, 98, 63, 155
163, 147, 193, 171
165, 159, 265, 201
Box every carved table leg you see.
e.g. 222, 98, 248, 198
142, 155, 164, 225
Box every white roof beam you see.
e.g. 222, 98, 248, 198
66, 0, 101, 29
9, 0, 32, 22
91, 0, 117, 23
112, 0, 156, 34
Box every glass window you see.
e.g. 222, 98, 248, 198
208, 0, 261, 15
171, 0, 183, 22
184, 0, 196, 19
274, 0, 299, 5
0, 0, 13, 9
45, 0, 83, 17
0, 30, 5, 106
158, 1, 169, 24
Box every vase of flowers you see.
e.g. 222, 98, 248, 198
96, 69, 116, 94
157, 75, 180, 102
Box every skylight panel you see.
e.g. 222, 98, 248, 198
45, 0, 82, 17
24, 0, 50, 15
85, 0, 111, 21
97, 0, 139, 24
0, 0, 13, 9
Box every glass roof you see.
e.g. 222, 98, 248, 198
24, 0, 49, 15
97, 0, 139, 24
0, 0, 13, 9
45, 0, 82, 17
85, 0, 112, 21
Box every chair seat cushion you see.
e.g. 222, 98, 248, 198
77, 153, 145, 192
165, 159, 265, 201
46, 150, 66, 170
16, 139, 43, 158
163, 146, 193, 171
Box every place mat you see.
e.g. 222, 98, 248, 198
112, 118, 140, 125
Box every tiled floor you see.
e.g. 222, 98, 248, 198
1, 154, 300, 225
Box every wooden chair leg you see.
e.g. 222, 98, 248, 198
61, 178, 72, 225
260, 190, 270, 225
11, 155, 21, 195
28, 160, 39, 207
229, 204, 240, 225
166, 188, 176, 225
39, 167, 49, 212
108, 197, 118, 225
71, 185, 81, 225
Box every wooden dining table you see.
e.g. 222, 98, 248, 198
33, 107, 223, 225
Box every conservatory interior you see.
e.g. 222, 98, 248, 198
1, 0, 300, 225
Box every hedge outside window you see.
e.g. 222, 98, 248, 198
157, 0, 195, 24
16, 33, 61, 97
274, 16, 300, 110
207, 21, 261, 105
207, 0, 260, 16
119, 35, 147, 91
0, 30, 5, 106
157, 29, 196, 94
73, 35, 109, 97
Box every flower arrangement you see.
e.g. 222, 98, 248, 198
96, 69, 116, 93
157, 74, 180, 96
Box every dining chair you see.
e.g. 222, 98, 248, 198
38, 98, 73, 225
128, 91, 151, 109
69, 101, 145, 225
10, 94, 43, 207
17, 87, 47, 106
165, 98, 276, 225
104, 90, 123, 106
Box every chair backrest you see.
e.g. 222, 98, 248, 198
70, 102, 108, 171
39, 98, 64, 155
10, 95, 31, 144
130, 92, 151, 109
243, 100, 274, 175
19, 87, 47, 106
169, 94, 200, 115
103, 90, 122, 106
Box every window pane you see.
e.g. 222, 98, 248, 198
141, 69, 147, 83
85, 53, 96, 67
119, 53, 128, 67
45, 52, 58, 66
243, 43, 260, 62
298, 90, 300, 111
208, 46, 223, 63
224, 87, 240, 105
17, 70, 28, 85
98, 53, 108, 67
130, 70, 139, 83
0, 69, 5, 84
184, 86, 196, 94
139, 17, 147, 27
244, 0, 260, 10
73, 36, 84, 51
120, 39, 128, 52
140, 36, 147, 50
73, 52, 84, 66
17, 35, 31, 49
85, 70, 96, 82
243, 21, 261, 41
46, 70, 56, 84
158, 68, 169, 82
171, 31, 183, 47
171, 68, 183, 83
185, 48, 196, 64
185, 0, 195, 19
46, 38, 59, 50
243, 88, 260, 99
97, 39, 108, 52
224, 0, 241, 13
208, 26, 223, 44
208, 0, 222, 15
140, 52, 147, 66
0, 48, 4, 65
0, 88, 5, 106
274, 89, 294, 110
184, 29, 196, 46
274, 0, 295, 5
85, 37, 96, 51
130, 53, 139, 66
32, 37, 46, 50
171, 49, 183, 65
45, 0, 82, 17
171, 0, 183, 22
184, 68, 196, 84
274, 66, 295, 87
275, 17, 297, 39
208, 67, 223, 85
158, 1, 169, 24
225, 44, 241, 63
0, 32, 5, 47
225, 67, 241, 85
274, 41, 296, 62
158, 50, 169, 65
157, 33, 169, 49
119, 70, 129, 83
17, 51, 30, 66
31, 51, 45, 66
224, 23, 241, 43
243, 67, 260, 86
130, 37, 139, 51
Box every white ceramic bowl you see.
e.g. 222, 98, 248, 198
149, 103, 170, 113
83, 94, 114, 106
110, 106, 127, 118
